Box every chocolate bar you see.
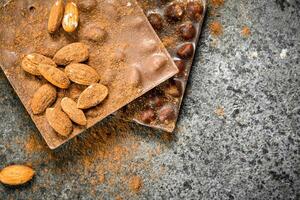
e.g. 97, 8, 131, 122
0, 0, 178, 148
116, 0, 207, 132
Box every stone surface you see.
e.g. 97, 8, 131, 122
0, 0, 300, 199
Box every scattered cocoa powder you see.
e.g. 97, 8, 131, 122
209, 21, 223, 37
129, 175, 143, 193
241, 26, 251, 37
210, 0, 225, 8
215, 106, 225, 117
115, 196, 123, 200
21, 118, 174, 198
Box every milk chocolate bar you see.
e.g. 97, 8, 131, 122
116, 0, 207, 132
0, 0, 178, 148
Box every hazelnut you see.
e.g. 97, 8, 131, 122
140, 109, 156, 124
178, 23, 196, 40
177, 43, 194, 59
174, 60, 186, 77
78, 0, 97, 12
147, 96, 163, 108
186, 2, 203, 21
165, 81, 182, 97
158, 104, 176, 122
165, 3, 184, 21
148, 13, 164, 31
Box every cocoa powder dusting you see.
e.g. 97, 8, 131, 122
129, 176, 143, 193
241, 26, 251, 37
21, 118, 173, 198
209, 21, 223, 37
215, 106, 225, 117
210, 0, 225, 8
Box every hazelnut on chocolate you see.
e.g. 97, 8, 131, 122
179, 23, 196, 40
147, 96, 163, 108
148, 13, 164, 31
165, 3, 184, 21
165, 81, 182, 97
158, 104, 176, 122
174, 60, 186, 77
177, 43, 194, 59
140, 109, 156, 124
186, 2, 204, 21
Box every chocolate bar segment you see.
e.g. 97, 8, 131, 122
116, 0, 207, 132
0, 0, 178, 148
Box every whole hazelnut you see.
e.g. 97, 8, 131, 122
178, 23, 196, 40
177, 43, 194, 59
148, 13, 164, 31
165, 3, 184, 21
165, 81, 182, 97
147, 96, 163, 108
140, 109, 156, 124
158, 104, 176, 122
174, 60, 186, 77
186, 2, 204, 21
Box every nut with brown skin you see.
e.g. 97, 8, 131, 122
174, 60, 186, 77
186, 2, 204, 21
177, 43, 194, 59
53, 42, 89, 65
61, 97, 87, 126
147, 13, 164, 31
62, 2, 79, 33
0, 165, 35, 186
38, 64, 71, 89
46, 107, 73, 137
77, 83, 108, 109
48, 0, 64, 34
178, 23, 196, 40
158, 104, 176, 123
165, 3, 184, 21
147, 96, 163, 108
165, 81, 182, 97
21, 53, 57, 76
140, 109, 156, 124
31, 84, 57, 115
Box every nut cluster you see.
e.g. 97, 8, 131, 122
128, 0, 204, 128
21, 42, 109, 137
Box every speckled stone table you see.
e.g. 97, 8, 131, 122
1, 0, 300, 199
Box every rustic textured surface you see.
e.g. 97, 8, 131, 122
1, 0, 300, 199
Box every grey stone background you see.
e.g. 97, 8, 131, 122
0, 0, 299, 199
